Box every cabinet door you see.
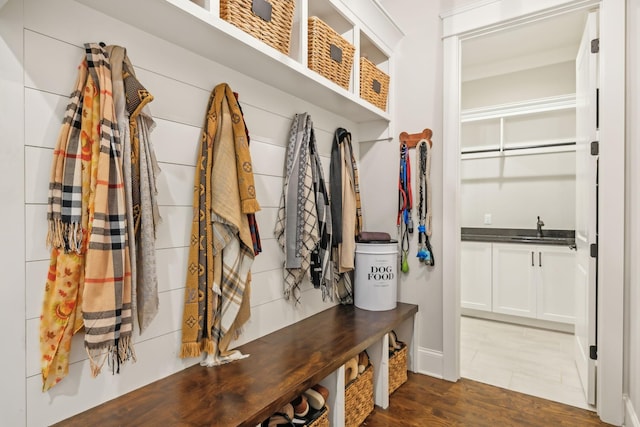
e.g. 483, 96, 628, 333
536, 246, 576, 323
460, 241, 492, 311
492, 243, 536, 318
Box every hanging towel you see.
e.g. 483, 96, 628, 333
180, 83, 259, 365
275, 113, 320, 302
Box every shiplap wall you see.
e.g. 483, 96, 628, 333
13, 0, 360, 425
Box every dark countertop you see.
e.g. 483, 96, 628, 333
461, 227, 576, 247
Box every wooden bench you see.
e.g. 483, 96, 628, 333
55, 303, 418, 426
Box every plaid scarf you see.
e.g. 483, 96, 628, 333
81, 43, 135, 375
275, 113, 320, 302
46, 58, 89, 253
309, 127, 334, 301
180, 84, 259, 362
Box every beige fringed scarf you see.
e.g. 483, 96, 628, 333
81, 43, 135, 375
41, 43, 139, 389
180, 83, 260, 365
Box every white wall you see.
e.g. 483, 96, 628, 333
460, 58, 577, 231
375, 0, 451, 374
625, 0, 640, 424
1, 0, 366, 424
462, 61, 576, 109
461, 152, 576, 229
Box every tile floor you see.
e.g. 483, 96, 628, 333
460, 315, 593, 410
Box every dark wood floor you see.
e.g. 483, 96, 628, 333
363, 373, 612, 427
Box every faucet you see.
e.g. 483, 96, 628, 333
537, 216, 544, 238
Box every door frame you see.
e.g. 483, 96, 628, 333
441, 0, 625, 424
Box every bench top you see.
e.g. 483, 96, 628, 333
56, 302, 418, 427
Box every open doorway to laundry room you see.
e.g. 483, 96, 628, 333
457, 8, 595, 410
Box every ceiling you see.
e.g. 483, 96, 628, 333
461, 10, 588, 81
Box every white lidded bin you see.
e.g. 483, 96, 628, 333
354, 242, 398, 311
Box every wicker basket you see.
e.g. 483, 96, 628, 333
360, 57, 390, 111
388, 344, 408, 395
345, 363, 374, 427
308, 16, 355, 90
220, 0, 295, 55
308, 406, 329, 427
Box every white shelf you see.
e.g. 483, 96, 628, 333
461, 94, 577, 156
76, 0, 390, 123
461, 94, 576, 122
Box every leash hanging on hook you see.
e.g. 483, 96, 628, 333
416, 138, 434, 266
397, 142, 413, 273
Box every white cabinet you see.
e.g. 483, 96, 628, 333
491, 243, 575, 324
492, 243, 538, 318
460, 241, 492, 312
536, 246, 576, 323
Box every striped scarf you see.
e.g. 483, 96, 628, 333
81, 43, 135, 375
275, 113, 320, 302
41, 43, 137, 390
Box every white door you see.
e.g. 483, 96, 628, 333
574, 11, 598, 406
492, 243, 536, 319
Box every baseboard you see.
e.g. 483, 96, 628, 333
461, 309, 574, 333
415, 347, 444, 378
625, 394, 640, 427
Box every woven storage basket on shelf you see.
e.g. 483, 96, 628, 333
360, 57, 390, 111
308, 16, 355, 90
308, 406, 330, 427
388, 345, 408, 394
345, 363, 374, 427
220, 0, 295, 55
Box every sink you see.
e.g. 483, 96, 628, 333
509, 235, 572, 244
461, 227, 576, 246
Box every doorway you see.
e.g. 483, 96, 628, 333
457, 9, 590, 409
441, 0, 625, 424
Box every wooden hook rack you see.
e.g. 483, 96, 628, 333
399, 128, 432, 149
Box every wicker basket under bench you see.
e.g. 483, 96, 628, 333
220, 0, 295, 55
389, 344, 408, 394
345, 364, 374, 427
